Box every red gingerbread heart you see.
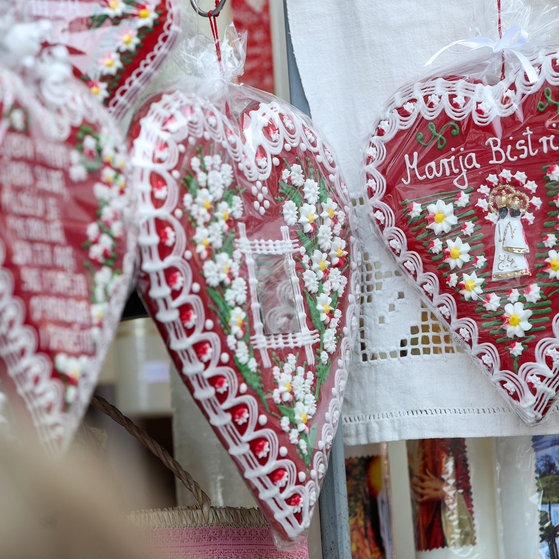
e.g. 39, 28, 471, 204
129, 87, 358, 542
365, 50, 559, 424
0, 64, 136, 452
26, 0, 180, 120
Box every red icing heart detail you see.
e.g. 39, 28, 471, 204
27, 0, 180, 120
129, 88, 358, 541
365, 49, 559, 424
0, 67, 136, 452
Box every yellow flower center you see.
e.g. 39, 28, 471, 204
284, 382, 292, 392
122, 33, 133, 45
90, 85, 100, 95
323, 303, 331, 315
236, 316, 243, 327
300, 412, 308, 424
201, 238, 210, 247
319, 260, 327, 271
104, 58, 115, 68
509, 314, 521, 327
307, 213, 316, 224
204, 199, 211, 210
222, 209, 230, 221
551, 258, 559, 271
109, 0, 120, 9
336, 248, 344, 257
327, 208, 335, 218
138, 7, 150, 18
70, 368, 80, 381
449, 247, 461, 259
464, 279, 476, 292
434, 212, 445, 224
223, 264, 230, 275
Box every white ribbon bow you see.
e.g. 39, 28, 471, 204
427, 25, 539, 83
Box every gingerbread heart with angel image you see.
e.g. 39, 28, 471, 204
365, 46, 559, 424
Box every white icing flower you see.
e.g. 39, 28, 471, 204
461, 221, 475, 236
546, 250, 559, 279
549, 164, 559, 181
294, 401, 311, 433
459, 271, 484, 301
159, 225, 175, 247
103, 0, 127, 17
302, 269, 319, 294
524, 283, 541, 304
544, 234, 557, 248
317, 223, 333, 251
323, 327, 337, 354
510, 342, 524, 358
508, 288, 520, 303
303, 178, 319, 204
316, 293, 332, 322
426, 199, 457, 235
99, 51, 122, 76
473, 255, 486, 269
476, 198, 489, 212
231, 196, 243, 219
235, 341, 249, 364
290, 164, 305, 187
135, 2, 157, 27
311, 249, 329, 279
229, 307, 246, 339
321, 199, 338, 222
455, 191, 470, 208
299, 203, 317, 232
117, 27, 140, 52
409, 202, 422, 219
282, 200, 298, 226
502, 302, 532, 338
225, 277, 247, 306
444, 237, 471, 270
429, 238, 443, 254
447, 273, 458, 288
483, 292, 500, 312
324, 268, 347, 295
330, 237, 347, 265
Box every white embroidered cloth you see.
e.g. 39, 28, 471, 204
285, 0, 559, 443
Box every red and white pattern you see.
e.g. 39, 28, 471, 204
365, 49, 559, 424
26, 0, 180, 120
0, 63, 136, 452
129, 87, 358, 541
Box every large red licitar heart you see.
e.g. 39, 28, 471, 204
27, 0, 180, 120
365, 50, 559, 424
0, 66, 136, 452
129, 87, 358, 541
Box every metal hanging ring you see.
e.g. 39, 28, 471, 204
190, 0, 227, 17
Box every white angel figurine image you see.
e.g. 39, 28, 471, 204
490, 185, 530, 281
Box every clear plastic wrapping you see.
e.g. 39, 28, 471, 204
127, 24, 360, 547
363, 1, 559, 425
0, 9, 138, 452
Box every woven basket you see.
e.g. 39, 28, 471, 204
93, 396, 309, 559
